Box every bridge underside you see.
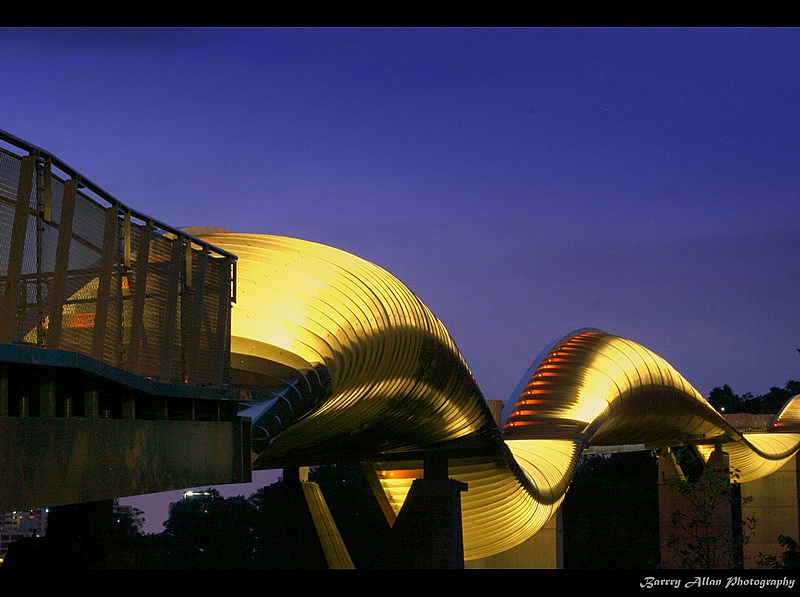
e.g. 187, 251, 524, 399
0, 345, 251, 514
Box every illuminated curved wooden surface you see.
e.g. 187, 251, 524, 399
191, 229, 800, 562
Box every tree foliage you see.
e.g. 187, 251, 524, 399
707, 380, 799, 414
662, 462, 756, 569
161, 488, 264, 568
562, 451, 660, 568
757, 534, 800, 569
113, 503, 145, 539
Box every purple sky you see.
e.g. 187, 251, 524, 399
3, 27, 799, 533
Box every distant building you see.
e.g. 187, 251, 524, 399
0, 509, 48, 563
0, 499, 140, 563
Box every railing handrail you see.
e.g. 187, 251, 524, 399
0, 127, 237, 261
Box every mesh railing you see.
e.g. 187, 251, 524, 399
0, 129, 236, 387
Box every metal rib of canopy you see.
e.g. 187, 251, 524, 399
503, 329, 800, 468
190, 229, 800, 562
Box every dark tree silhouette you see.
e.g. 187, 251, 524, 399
113, 503, 145, 538
707, 384, 743, 413
562, 450, 660, 568
662, 464, 756, 569
757, 535, 800, 569
707, 380, 799, 414
162, 488, 262, 568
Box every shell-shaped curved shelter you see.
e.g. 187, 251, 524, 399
190, 229, 800, 562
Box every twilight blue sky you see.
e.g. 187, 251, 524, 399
2, 27, 799, 532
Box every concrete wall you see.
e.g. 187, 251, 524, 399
0, 417, 249, 513
741, 455, 799, 567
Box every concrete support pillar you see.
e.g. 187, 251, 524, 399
658, 449, 690, 569
385, 455, 468, 568
259, 467, 328, 568
84, 388, 100, 418
705, 446, 735, 568
740, 454, 799, 567
39, 380, 56, 417
658, 446, 735, 569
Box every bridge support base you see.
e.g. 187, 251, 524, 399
383, 457, 468, 568
259, 467, 355, 568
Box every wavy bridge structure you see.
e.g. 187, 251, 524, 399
0, 129, 798, 567
189, 228, 800, 564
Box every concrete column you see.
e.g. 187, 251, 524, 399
705, 445, 735, 568
258, 467, 328, 568
658, 449, 691, 568
39, 381, 56, 417
740, 454, 799, 567
385, 456, 468, 568
658, 446, 735, 569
